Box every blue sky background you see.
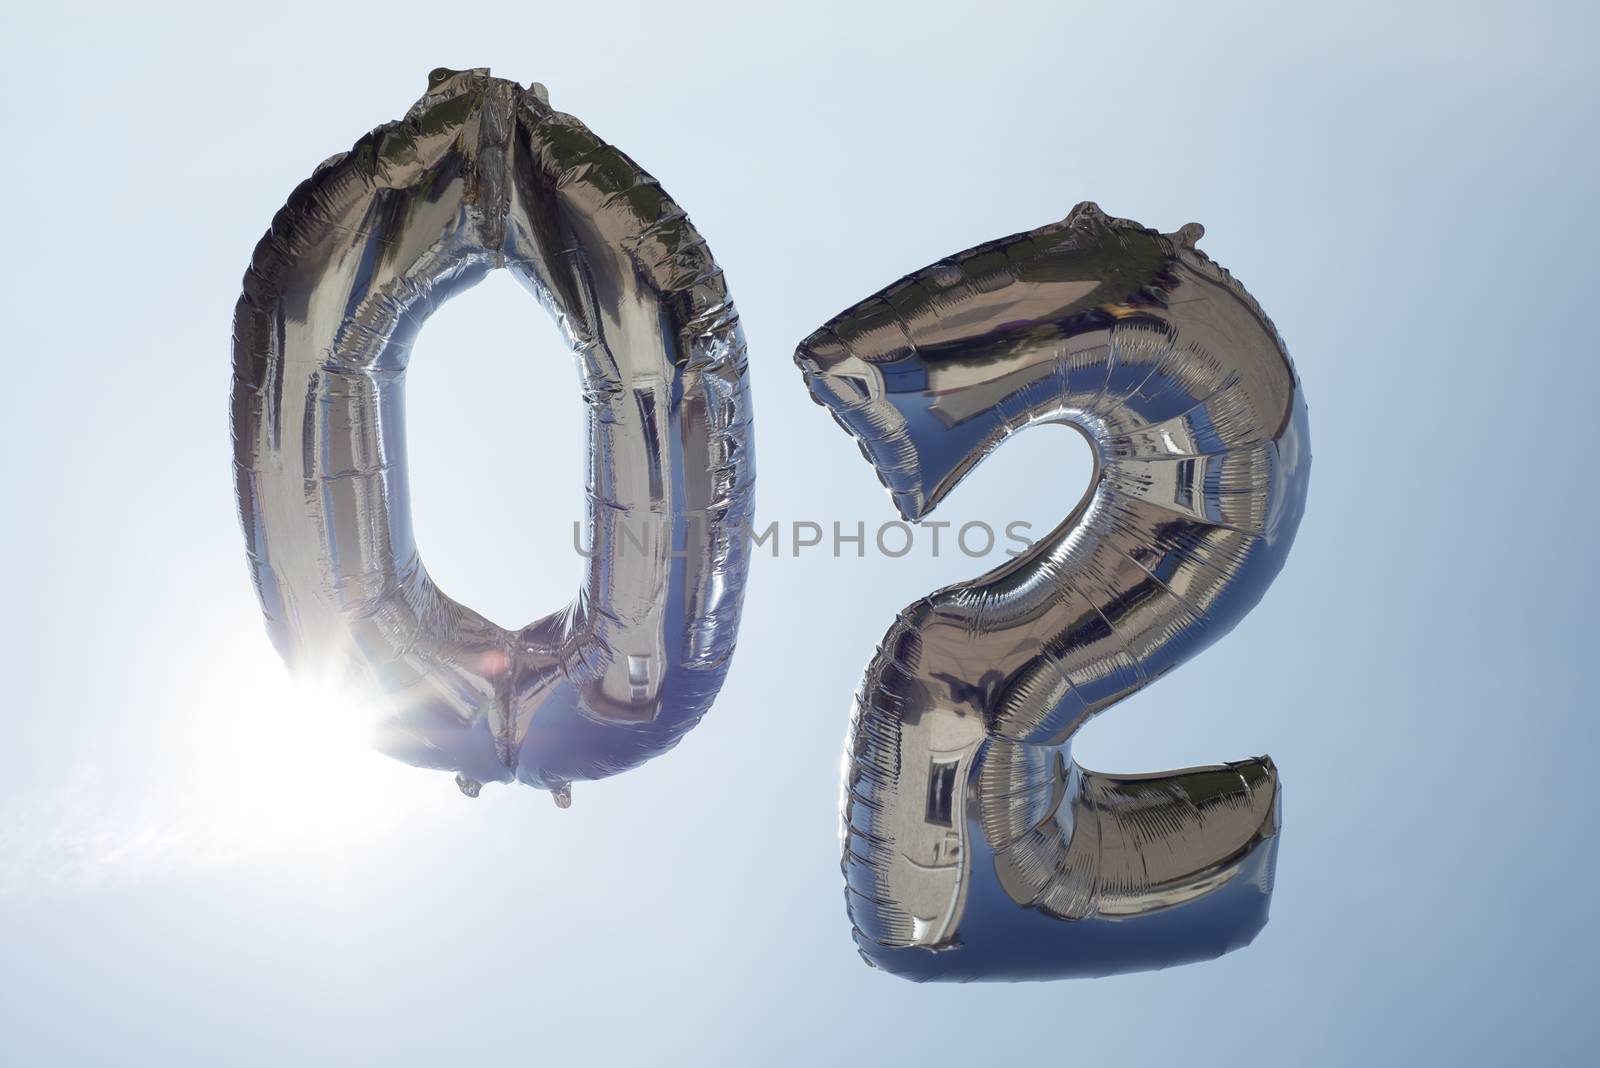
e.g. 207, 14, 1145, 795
1, 1, 1595, 1063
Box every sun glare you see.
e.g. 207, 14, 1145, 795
173, 650, 434, 861
0, 643, 450, 897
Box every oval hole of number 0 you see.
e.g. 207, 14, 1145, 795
231, 69, 755, 805
796, 203, 1310, 980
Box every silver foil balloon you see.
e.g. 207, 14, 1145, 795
796, 203, 1309, 980
232, 69, 754, 802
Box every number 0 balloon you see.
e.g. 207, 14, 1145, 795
232, 69, 755, 803
796, 203, 1310, 980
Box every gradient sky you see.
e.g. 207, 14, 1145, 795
1, 1, 1596, 1063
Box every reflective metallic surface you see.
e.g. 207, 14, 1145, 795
796, 203, 1309, 980
232, 69, 754, 802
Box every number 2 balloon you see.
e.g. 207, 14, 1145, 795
231, 69, 755, 804
796, 202, 1310, 980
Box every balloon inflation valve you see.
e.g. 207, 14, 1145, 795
455, 775, 482, 798
1066, 201, 1104, 225
551, 782, 572, 809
